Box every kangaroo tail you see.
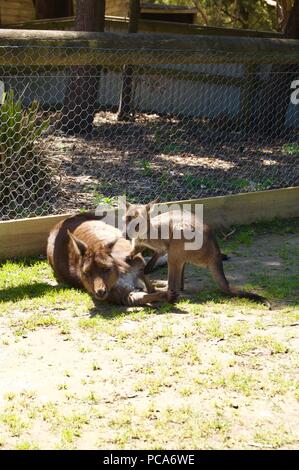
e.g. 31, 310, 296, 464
209, 257, 271, 309
227, 287, 271, 308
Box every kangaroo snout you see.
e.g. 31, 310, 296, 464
94, 286, 108, 300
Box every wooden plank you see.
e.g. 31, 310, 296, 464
0, 214, 71, 259
164, 187, 299, 228
0, 187, 298, 259
0, 29, 298, 66
4, 16, 283, 38
141, 8, 197, 15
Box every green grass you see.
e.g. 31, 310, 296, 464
140, 159, 153, 176
249, 273, 299, 304
282, 143, 299, 156
0, 219, 298, 449
218, 217, 299, 254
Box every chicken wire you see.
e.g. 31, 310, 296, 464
0, 44, 298, 220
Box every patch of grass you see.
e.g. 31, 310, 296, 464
78, 316, 123, 335
11, 313, 60, 336
15, 441, 39, 450
86, 391, 100, 405
4, 392, 16, 401
92, 192, 118, 208
218, 218, 299, 254
282, 143, 299, 155
230, 334, 289, 356
183, 175, 218, 190
0, 413, 28, 437
140, 159, 153, 176
225, 372, 258, 396
229, 178, 250, 190
249, 273, 299, 303
162, 143, 185, 154
172, 341, 201, 365
254, 178, 280, 191
228, 321, 250, 337
38, 402, 59, 422
134, 374, 172, 396
204, 318, 225, 339
277, 244, 299, 268
219, 226, 255, 254
92, 361, 101, 371
253, 427, 296, 448
265, 372, 297, 397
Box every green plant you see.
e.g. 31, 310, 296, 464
183, 175, 218, 190
141, 159, 153, 176
162, 143, 184, 154
0, 89, 51, 216
229, 178, 250, 190
282, 143, 299, 156
93, 191, 118, 208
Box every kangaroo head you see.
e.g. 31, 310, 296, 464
68, 230, 130, 301
125, 200, 158, 240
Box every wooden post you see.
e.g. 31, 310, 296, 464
239, 64, 259, 133
117, 0, 140, 122
60, 0, 106, 135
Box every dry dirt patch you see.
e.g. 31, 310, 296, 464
0, 229, 298, 449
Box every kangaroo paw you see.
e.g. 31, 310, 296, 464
167, 290, 179, 304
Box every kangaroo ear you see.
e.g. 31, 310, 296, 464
68, 230, 88, 257
110, 238, 132, 273
105, 237, 118, 251
125, 201, 132, 209
145, 199, 158, 212
114, 257, 131, 274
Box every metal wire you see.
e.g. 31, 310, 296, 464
0, 44, 298, 220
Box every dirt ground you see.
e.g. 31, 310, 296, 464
0, 226, 298, 450
39, 111, 299, 214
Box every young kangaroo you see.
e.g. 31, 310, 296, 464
125, 202, 270, 307
47, 213, 176, 306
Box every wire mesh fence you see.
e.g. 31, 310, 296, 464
0, 40, 298, 221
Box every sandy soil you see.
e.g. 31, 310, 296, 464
0, 231, 298, 449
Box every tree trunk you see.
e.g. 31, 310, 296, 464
260, 0, 299, 137
117, 0, 140, 122
60, 0, 105, 135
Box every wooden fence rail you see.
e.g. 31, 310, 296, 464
0, 188, 298, 259
0, 29, 299, 66
5, 15, 283, 39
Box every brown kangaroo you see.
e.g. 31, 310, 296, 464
47, 213, 176, 306
125, 202, 270, 307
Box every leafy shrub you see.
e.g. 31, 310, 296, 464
0, 89, 52, 218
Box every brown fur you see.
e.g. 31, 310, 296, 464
125, 202, 270, 308
47, 213, 176, 306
